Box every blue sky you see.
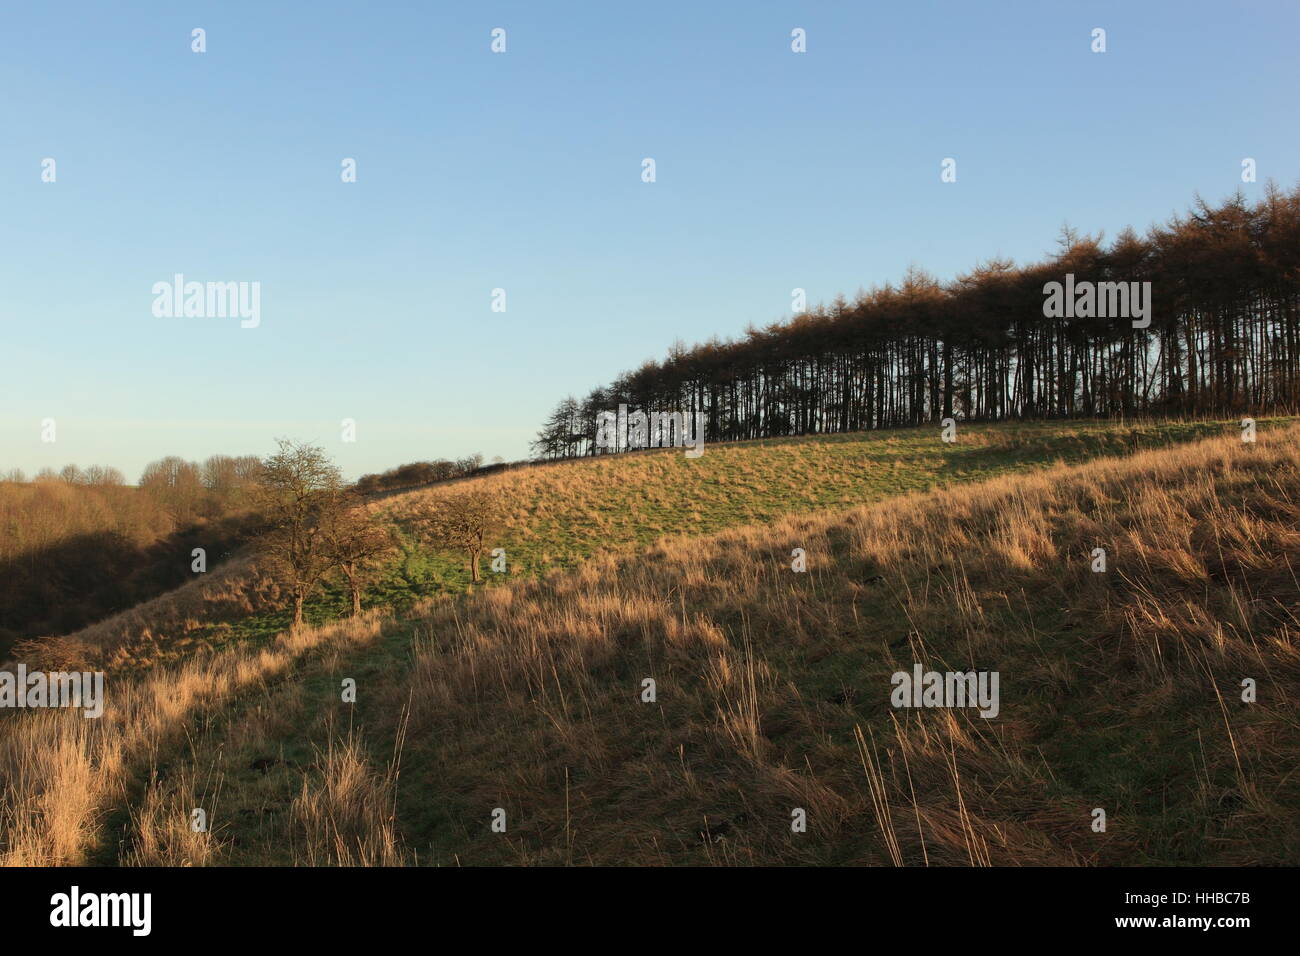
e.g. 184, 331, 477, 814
2, 0, 1297, 481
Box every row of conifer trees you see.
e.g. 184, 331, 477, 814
534, 186, 1300, 459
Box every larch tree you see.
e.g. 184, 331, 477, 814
532, 186, 1300, 458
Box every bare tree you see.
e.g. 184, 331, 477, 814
321, 491, 395, 616
201, 453, 263, 509
201, 454, 239, 493
456, 453, 485, 474
201, 454, 260, 491
82, 464, 125, 486
139, 456, 204, 518
254, 440, 345, 632
419, 487, 504, 583
231, 455, 264, 490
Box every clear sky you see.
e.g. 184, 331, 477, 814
2, 0, 1298, 481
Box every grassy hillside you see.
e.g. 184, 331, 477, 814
2, 418, 1296, 866
34, 417, 1276, 672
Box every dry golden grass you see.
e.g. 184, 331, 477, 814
4, 423, 1297, 866
0, 612, 387, 866
289, 729, 408, 866
358, 424, 1299, 864
11, 554, 286, 673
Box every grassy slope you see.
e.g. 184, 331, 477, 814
254, 427, 1300, 864
4, 418, 1296, 866
52, 418, 1274, 672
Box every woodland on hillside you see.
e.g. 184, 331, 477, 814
0, 456, 262, 651
534, 188, 1300, 458
0, 446, 503, 656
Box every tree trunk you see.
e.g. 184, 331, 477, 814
942, 340, 954, 420
469, 551, 482, 582
292, 592, 305, 632
343, 566, 362, 616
